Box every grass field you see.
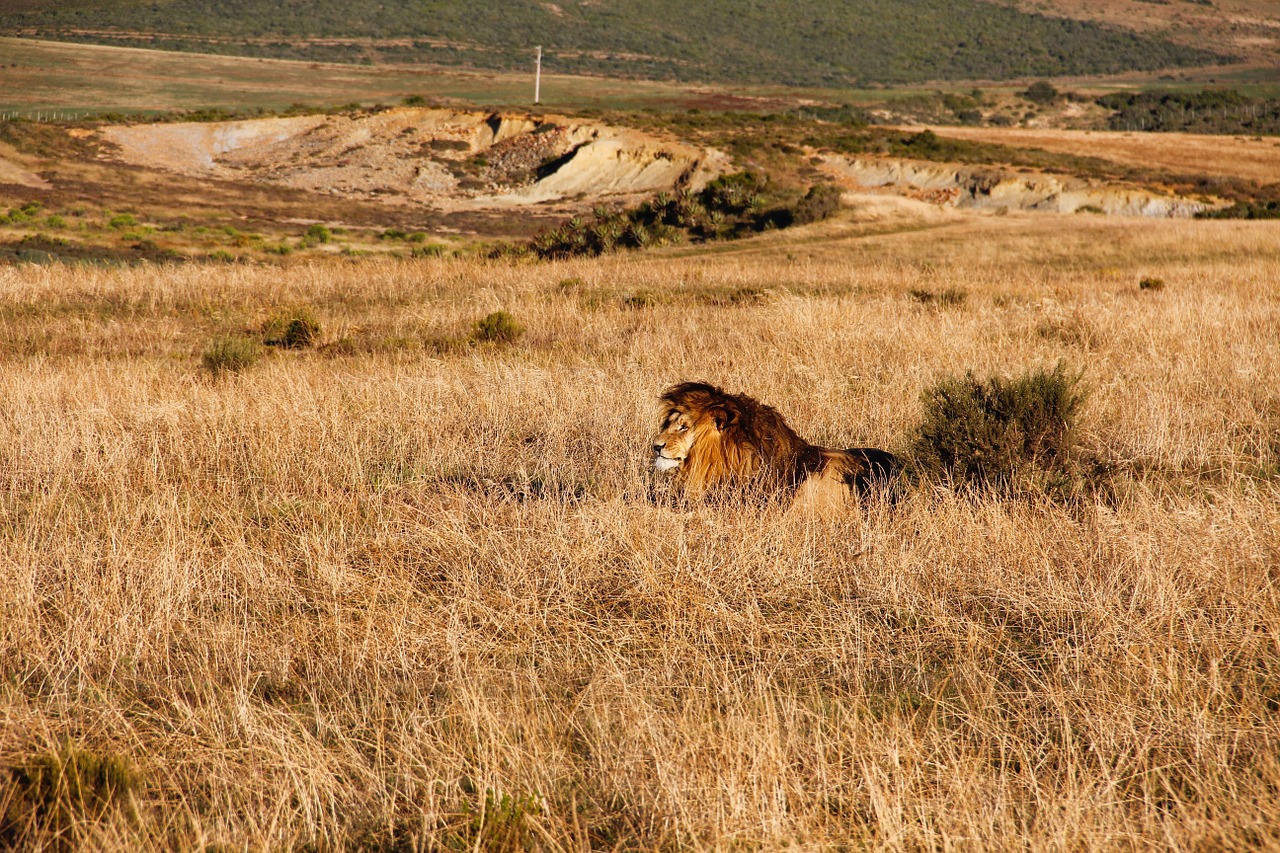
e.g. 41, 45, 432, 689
0, 37, 802, 116
1, 205, 1278, 849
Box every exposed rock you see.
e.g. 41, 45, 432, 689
818, 153, 1219, 217
99, 108, 728, 213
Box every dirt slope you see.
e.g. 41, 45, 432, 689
100, 108, 731, 213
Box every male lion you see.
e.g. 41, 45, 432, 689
651, 381, 897, 510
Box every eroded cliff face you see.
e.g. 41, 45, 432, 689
817, 153, 1217, 218
99, 108, 730, 212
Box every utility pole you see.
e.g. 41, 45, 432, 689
534, 45, 542, 105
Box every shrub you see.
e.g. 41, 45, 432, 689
1023, 81, 1059, 105
107, 213, 138, 230
411, 242, 448, 258
1, 740, 139, 845
790, 183, 843, 225
473, 311, 523, 344
263, 308, 322, 349
202, 334, 262, 374
305, 223, 332, 244
44, 214, 67, 229
1139, 276, 1166, 291
911, 362, 1085, 491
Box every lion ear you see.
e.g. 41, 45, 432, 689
709, 405, 739, 430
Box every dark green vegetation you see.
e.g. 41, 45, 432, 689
910, 363, 1087, 494
1098, 89, 1280, 134
0, 0, 1229, 85
517, 173, 841, 260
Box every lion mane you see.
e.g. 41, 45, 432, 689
651, 381, 897, 508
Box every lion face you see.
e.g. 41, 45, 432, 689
651, 406, 706, 473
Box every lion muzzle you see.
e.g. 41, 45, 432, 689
653, 449, 682, 472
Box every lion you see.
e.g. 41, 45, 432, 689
651, 381, 898, 510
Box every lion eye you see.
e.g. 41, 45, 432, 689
677, 424, 689, 432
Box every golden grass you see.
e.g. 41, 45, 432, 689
1, 209, 1279, 850
923, 125, 1280, 184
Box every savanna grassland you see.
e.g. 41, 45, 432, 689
1, 208, 1279, 851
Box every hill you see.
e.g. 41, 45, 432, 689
0, 0, 1232, 86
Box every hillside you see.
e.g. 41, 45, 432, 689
0, 0, 1232, 86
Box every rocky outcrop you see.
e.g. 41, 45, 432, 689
818, 154, 1218, 217
100, 108, 728, 212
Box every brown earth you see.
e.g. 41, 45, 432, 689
99, 107, 731, 215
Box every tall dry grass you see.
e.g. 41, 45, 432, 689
1, 211, 1278, 850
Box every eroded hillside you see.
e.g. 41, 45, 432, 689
100, 108, 730, 212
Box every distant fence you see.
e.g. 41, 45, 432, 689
0, 111, 82, 121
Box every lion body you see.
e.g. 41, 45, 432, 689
652, 382, 897, 510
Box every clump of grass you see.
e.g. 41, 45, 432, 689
1038, 310, 1104, 349
305, 223, 332, 244
201, 334, 262, 374
107, 213, 137, 230
1, 740, 139, 846
473, 311, 523, 344
1139, 276, 1166, 291
411, 242, 448, 258
262, 308, 322, 349
910, 286, 968, 307
449, 789, 542, 853
911, 361, 1085, 492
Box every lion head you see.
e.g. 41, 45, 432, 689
652, 382, 809, 495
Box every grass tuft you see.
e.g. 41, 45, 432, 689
201, 334, 263, 374
1, 740, 139, 846
263, 307, 322, 349
473, 310, 524, 344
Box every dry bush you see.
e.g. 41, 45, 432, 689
0, 213, 1278, 850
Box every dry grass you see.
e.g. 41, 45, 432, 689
922, 126, 1280, 185
1, 209, 1279, 850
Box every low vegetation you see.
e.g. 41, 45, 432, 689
910, 362, 1086, 493
520, 172, 843, 259
1, 741, 139, 847
0, 0, 1228, 85
201, 334, 263, 374
1098, 88, 1280, 135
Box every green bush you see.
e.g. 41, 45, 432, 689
305, 223, 332, 244
1, 740, 139, 845
202, 334, 262, 374
473, 311, 523, 344
911, 362, 1085, 491
107, 213, 138, 230
263, 308, 322, 349
790, 182, 843, 225
1023, 81, 1059, 104
411, 242, 449, 258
